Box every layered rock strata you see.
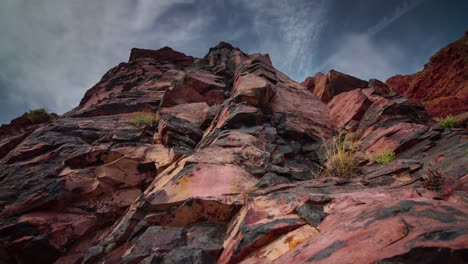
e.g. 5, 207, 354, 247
0, 41, 466, 264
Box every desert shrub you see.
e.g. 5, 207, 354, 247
129, 111, 159, 127
421, 170, 444, 191
437, 115, 456, 128
27, 108, 51, 124
371, 149, 395, 164
323, 135, 358, 178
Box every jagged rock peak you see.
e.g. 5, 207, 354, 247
204, 41, 243, 59
211, 41, 237, 50
128, 46, 194, 67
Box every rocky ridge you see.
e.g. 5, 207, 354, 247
0, 39, 466, 264
386, 32, 468, 119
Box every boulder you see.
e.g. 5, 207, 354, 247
313, 70, 368, 103
232, 73, 274, 106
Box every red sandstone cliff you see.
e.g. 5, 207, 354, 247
0, 39, 466, 264
386, 32, 468, 118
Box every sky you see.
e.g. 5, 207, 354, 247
1, 0, 467, 124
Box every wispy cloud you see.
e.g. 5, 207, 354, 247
0, 0, 332, 124
0, 0, 205, 123
314, 34, 405, 80
240, 0, 330, 80
367, 0, 425, 36
315, 0, 426, 81
0, 0, 461, 124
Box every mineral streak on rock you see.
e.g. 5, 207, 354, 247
0, 35, 467, 264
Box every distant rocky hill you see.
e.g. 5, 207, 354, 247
0, 37, 466, 263
386, 32, 468, 118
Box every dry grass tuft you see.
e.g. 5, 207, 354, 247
323, 134, 358, 178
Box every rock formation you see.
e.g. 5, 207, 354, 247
386, 32, 468, 119
0, 38, 467, 264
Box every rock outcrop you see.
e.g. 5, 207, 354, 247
302, 70, 369, 103
386, 32, 468, 118
0, 38, 467, 264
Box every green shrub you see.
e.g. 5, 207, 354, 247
323, 135, 358, 178
371, 149, 395, 164
27, 108, 51, 124
129, 111, 159, 127
437, 115, 456, 128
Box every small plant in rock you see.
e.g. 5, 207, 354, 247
370, 149, 395, 164
323, 134, 358, 178
129, 110, 159, 127
27, 108, 51, 124
420, 170, 444, 191
437, 115, 456, 129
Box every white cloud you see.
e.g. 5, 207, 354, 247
240, 0, 330, 80
1, 0, 331, 124
315, 0, 425, 81
315, 34, 405, 80
0, 0, 436, 124
367, 0, 425, 36
0, 0, 205, 122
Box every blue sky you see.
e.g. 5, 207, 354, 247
0, 0, 467, 124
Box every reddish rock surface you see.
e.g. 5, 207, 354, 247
0, 40, 467, 264
128, 47, 194, 67
301, 72, 324, 94
303, 70, 368, 103
386, 33, 468, 118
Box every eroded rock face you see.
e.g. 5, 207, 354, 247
305, 70, 369, 103
0, 39, 467, 264
128, 47, 195, 67
386, 33, 468, 118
